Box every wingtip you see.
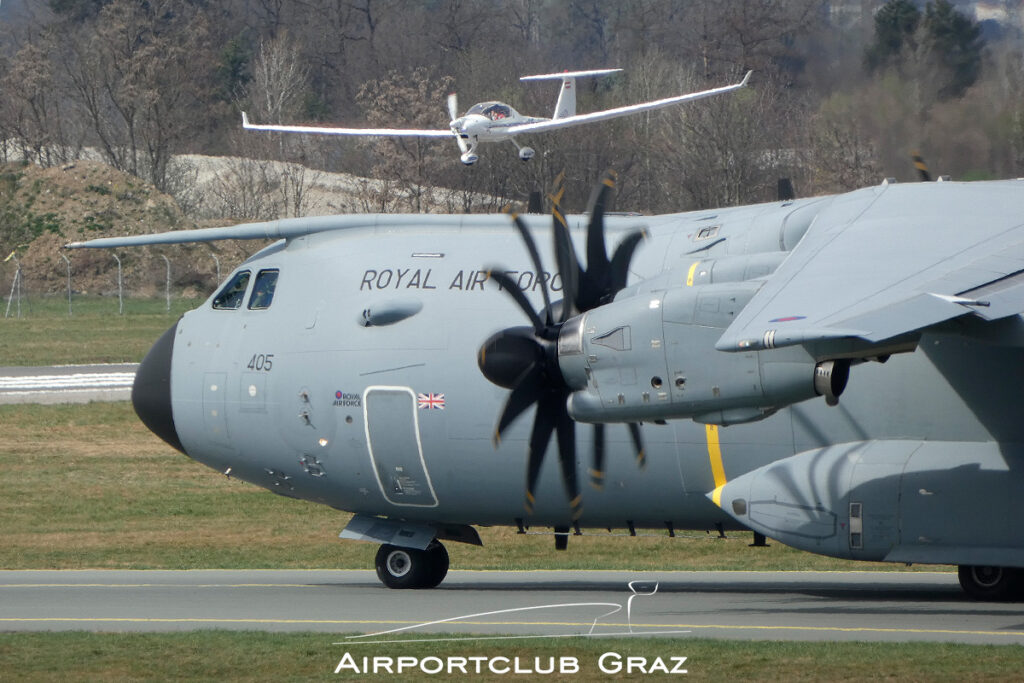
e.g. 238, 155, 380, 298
241, 111, 250, 127
740, 70, 753, 87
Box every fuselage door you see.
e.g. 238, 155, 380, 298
363, 386, 439, 507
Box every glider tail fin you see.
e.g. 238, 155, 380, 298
520, 68, 623, 120
553, 77, 576, 119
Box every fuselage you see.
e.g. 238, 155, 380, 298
135, 182, 1024, 552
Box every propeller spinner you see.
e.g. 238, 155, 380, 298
477, 172, 646, 520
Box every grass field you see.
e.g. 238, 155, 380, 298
2, 631, 1024, 681
0, 295, 200, 365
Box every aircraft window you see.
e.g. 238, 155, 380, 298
248, 269, 280, 310
212, 270, 251, 310
483, 104, 511, 120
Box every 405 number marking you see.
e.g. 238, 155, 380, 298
247, 353, 274, 371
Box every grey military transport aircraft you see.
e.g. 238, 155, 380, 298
68, 171, 1024, 601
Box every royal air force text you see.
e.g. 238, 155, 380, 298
360, 268, 563, 292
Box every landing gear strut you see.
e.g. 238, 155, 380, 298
958, 565, 1023, 601
375, 541, 449, 589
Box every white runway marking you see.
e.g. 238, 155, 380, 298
0, 364, 137, 403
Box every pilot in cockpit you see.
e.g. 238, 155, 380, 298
484, 104, 509, 120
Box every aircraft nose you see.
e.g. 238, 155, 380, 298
132, 321, 185, 454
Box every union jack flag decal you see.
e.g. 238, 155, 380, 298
417, 392, 445, 410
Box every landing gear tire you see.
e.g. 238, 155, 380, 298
518, 146, 535, 162
422, 541, 449, 588
374, 541, 449, 589
958, 565, 1023, 601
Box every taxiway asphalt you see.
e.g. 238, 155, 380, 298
2, 569, 1023, 644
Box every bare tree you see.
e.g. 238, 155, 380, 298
240, 34, 322, 218
54, 0, 217, 191
357, 68, 454, 212
0, 40, 79, 166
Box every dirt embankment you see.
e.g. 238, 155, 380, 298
0, 161, 259, 298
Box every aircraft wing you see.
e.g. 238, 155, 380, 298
714, 180, 1024, 353
241, 112, 451, 137
505, 71, 751, 135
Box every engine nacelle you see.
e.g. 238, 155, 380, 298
559, 282, 848, 425
713, 440, 1024, 568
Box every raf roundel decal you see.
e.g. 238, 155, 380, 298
333, 390, 361, 407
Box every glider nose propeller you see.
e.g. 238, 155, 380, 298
477, 172, 647, 520
447, 92, 477, 164
132, 321, 184, 454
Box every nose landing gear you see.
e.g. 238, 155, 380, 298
375, 541, 449, 589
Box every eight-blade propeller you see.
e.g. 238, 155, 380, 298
477, 171, 646, 520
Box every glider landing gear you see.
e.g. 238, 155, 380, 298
958, 565, 1023, 601
375, 541, 449, 589
511, 139, 535, 162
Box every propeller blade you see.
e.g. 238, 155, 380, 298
524, 395, 558, 513
628, 422, 646, 469
494, 362, 545, 444
550, 189, 579, 323
608, 230, 646, 293
510, 214, 553, 323
585, 170, 616, 278
590, 424, 605, 490
777, 177, 796, 201
554, 402, 581, 520
448, 93, 470, 154
912, 150, 932, 182
486, 269, 545, 334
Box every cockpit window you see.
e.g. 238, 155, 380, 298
467, 102, 514, 120
248, 269, 280, 310
212, 270, 251, 310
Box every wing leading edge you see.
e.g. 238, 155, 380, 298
715, 180, 1024, 353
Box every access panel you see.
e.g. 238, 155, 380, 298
363, 386, 439, 507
